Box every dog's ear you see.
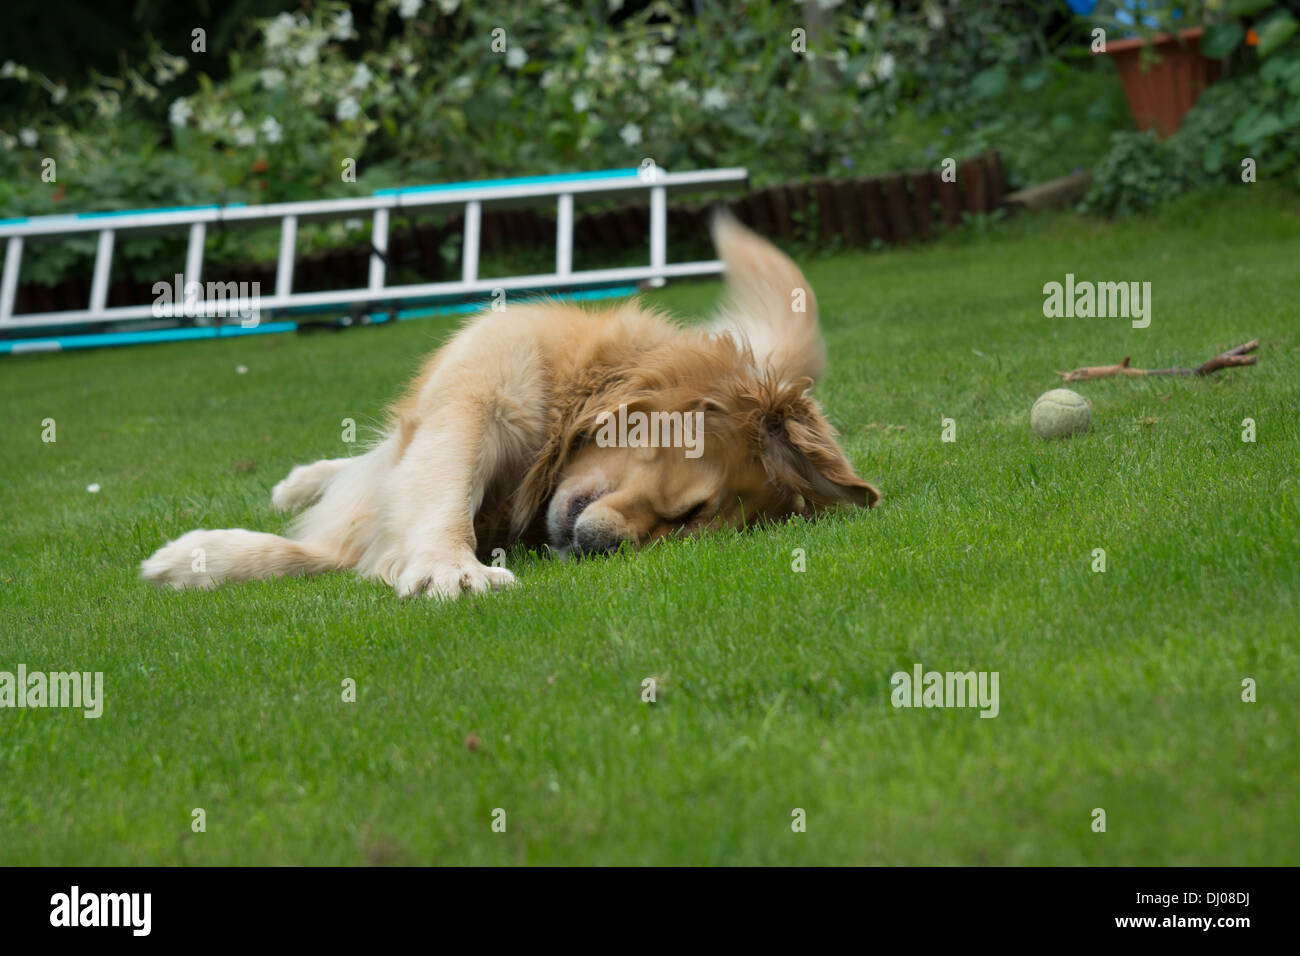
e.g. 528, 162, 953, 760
759, 397, 881, 509
708, 211, 827, 385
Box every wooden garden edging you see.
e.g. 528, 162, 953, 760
566, 148, 1005, 253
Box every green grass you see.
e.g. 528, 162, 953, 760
1, 187, 1297, 865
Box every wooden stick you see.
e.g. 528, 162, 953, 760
1058, 340, 1259, 382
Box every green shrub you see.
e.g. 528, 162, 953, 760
0, 1, 1115, 286
1083, 44, 1300, 216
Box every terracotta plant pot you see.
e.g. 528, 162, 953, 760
1101, 27, 1224, 138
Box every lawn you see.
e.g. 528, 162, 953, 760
1, 187, 1296, 865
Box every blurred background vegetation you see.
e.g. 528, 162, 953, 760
0, 0, 1295, 288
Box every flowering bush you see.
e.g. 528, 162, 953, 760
0, 0, 1100, 285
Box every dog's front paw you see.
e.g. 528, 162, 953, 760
394, 552, 516, 601
269, 477, 297, 513
271, 466, 318, 512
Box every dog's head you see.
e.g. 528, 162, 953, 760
527, 215, 880, 555
545, 372, 879, 554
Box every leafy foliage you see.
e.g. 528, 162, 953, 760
1083, 38, 1300, 214
0, 1, 1116, 286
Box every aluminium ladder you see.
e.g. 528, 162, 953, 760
0, 165, 748, 334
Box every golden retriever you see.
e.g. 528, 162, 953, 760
140, 214, 880, 599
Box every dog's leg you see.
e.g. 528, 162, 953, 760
373, 315, 545, 600
140, 529, 341, 590
384, 408, 519, 600
271, 457, 353, 512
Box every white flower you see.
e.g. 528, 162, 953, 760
653, 46, 673, 65
506, 46, 528, 69
260, 68, 286, 88
436, 0, 460, 12
350, 62, 373, 89
619, 123, 641, 146
169, 98, 193, 126
264, 13, 296, 49
815, 0, 843, 9
399, 0, 424, 19
235, 126, 256, 146
0, 61, 15, 78
637, 65, 661, 90
302, 88, 322, 106
701, 87, 728, 111
855, 69, 874, 90
452, 75, 472, 93
669, 79, 692, 100
571, 91, 590, 113
260, 116, 283, 143
877, 53, 896, 80
18, 128, 37, 147
295, 41, 321, 67
799, 113, 817, 132
540, 69, 557, 89
229, 108, 245, 128
86, 483, 101, 493
51, 84, 67, 105
336, 96, 361, 121
926, 4, 945, 30
331, 10, 354, 39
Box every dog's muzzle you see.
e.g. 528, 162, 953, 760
550, 494, 625, 556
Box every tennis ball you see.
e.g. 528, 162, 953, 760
1031, 388, 1091, 440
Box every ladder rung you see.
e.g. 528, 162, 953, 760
462, 201, 481, 284
184, 222, 206, 290
89, 230, 115, 313
369, 209, 388, 291
0, 236, 23, 323
276, 216, 297, 298
556, 193, 574, 277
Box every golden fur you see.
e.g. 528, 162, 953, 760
140, 214, 880, 599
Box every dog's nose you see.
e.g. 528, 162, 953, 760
573, 522, 624, 556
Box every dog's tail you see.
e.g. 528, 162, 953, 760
707, 210, 825, 384
140, 528, 341, 590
